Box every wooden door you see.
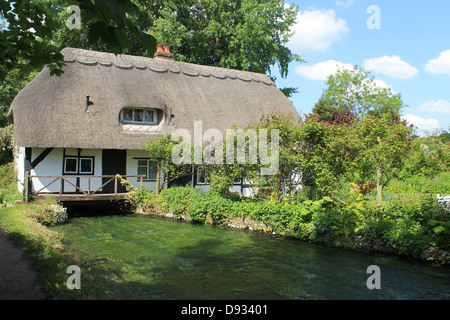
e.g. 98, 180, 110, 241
102, 149, 127, 193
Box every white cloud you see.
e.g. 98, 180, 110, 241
288, 9, 349, 52
372, 79, 391, 90
295, 61, 398, 95
425, 50, 450, 76
295, 60, 353, 80
418, 100, 450, 115
363, 55, 418, 79
401, 114, 441, 135
369, 79, 397, 94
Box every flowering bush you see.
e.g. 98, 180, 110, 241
27, 201, 68, 226
350, 181, 375, 195
40, 204, 68, 225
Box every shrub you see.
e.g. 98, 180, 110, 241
355, 217, 395, 244
0, 162, 16, 188
230, 199, 261, 219
135, 188, 167, 213
187, 191, 233, 224
230, 199, 290, 231
296, 222, 316, 240
0, 181, 22, 205
0, 162, 22, 205
385, 172, 450, 195
378, 194, 450, 257
160, 186, 197, 214
27, 199, 68, 226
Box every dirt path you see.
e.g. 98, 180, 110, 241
0, 229, 45, 300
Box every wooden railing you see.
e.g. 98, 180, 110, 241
24, 173, 145, 202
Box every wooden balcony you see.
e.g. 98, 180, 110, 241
25, 173, 145, 202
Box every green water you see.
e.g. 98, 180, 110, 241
52, 214, 450, 300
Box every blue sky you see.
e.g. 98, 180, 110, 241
274, 0, 450, 136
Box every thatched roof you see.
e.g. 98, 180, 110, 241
9, 47, 300, 150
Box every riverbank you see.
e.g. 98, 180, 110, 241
0, 203, 106, 299
139, 208, 449, 264
130, 186, 450, 265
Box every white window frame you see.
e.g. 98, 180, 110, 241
233, 177, 242, 185
64, 157, 78, 174
137, 159, 157, 181
121, 108, 158, 125
79, 158, 94, 174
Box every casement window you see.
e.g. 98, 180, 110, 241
64, 157, 78, 174
79, 158, 94, 174
137, 159, 158, 181
121, 108, 158, 124
63, 156, 94, 175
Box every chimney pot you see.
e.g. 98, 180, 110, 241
154, 44, 174, 60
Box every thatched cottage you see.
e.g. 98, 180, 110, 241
8, 47, 299, 200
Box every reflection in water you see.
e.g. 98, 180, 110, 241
52, 214, 450, 300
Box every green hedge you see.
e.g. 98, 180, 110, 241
0, 162, 22, 205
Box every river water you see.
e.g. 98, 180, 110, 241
51, 214, 449, 300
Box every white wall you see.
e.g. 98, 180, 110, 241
126, 149, 164, 191
14, 146, 25, 193
29, 148, 63, 193
63, 148, 103, 193
16, 147, 166, 195
29, 148, 103, 193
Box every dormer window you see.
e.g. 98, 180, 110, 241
121, 108, 158, 125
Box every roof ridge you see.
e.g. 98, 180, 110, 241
61, 47, 274, 85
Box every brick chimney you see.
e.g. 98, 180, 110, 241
154, 44, 174, 61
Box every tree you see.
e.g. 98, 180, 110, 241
0, 0, 159, 138
303, 66, 416, 205
311, 98, 340, 122
314, 65, 404, 121
238, 112, 302, 201
402, 129, 450, 177
141, 0, 303, 92
55, 0, 303, 84
356, 113, 416, 205
0, 124, 14, 165
0, 0, 64, 81
440, 128, 450, 144
144, 134, 181, 194
0, 0, 157, 83
0, 65, 39, 124
298, 112, 360, 203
